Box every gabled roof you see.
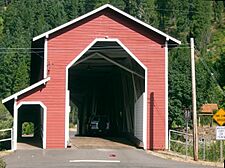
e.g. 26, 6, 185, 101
200, 104, 218, 113
33, 4, 181, 44
2, 77, 50, 104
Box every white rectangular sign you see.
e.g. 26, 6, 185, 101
216, 126, 225, 140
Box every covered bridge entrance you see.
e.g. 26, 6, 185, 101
67, 39, 147, 147
17, 103, 46, 149
2, 4, 180, 150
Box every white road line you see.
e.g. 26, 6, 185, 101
69, 160, 120, 163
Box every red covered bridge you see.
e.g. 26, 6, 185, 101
2, 4, 180, 150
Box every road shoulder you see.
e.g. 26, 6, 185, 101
147, 150, 223, 168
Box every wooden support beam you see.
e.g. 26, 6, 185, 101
73, 53, 97, 66
95, 52, 145, 79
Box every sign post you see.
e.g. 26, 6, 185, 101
216, 126, 225, 162
214, 109, 225, 162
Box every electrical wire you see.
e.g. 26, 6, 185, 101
0, 46, 191, 54
199, 57, 225, 96
0, 43, 190, 50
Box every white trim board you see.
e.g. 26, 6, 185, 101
32, 4, 181, 45
2, 77, 50, 104
65, 38, 148, 149
12, 99, 17, 151
165, 40, 169, 149
16, 101, 47, 150
44, 36, 48, 78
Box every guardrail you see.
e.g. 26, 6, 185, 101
0, 128, 13, 150
168, 129, 192, 152
169, 129, 194, 160
169, 129, 225, 162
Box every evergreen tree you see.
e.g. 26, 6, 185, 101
137, 0, 158, 27
0, 0, 224, 129
42, 0, 67, 29
109, 0, 125, 10
123, 0, 138, 16
95, 0, 110, 8
84, 0, 97, 12
63, 0, 79, 20
168, 48, 192, 128
188, 0, 212, 49
213, 1, 224, 27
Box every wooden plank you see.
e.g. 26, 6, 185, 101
0, 138, 12, 142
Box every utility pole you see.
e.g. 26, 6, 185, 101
191, 38, 198, 161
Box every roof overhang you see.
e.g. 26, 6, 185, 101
32, 4, 181, 45
2, 77, 50, 104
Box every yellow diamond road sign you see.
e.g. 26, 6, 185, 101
213, 109, 225, 126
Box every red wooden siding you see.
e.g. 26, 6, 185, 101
17, 10, 166, 149
17, 85, 65, 148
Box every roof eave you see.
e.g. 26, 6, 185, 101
2, 77, 50, 104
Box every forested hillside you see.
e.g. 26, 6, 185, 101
0, 0, 224, 129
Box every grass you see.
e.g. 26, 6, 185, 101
170, 140, 225, 162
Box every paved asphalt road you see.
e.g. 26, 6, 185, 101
4, 148, 218, 168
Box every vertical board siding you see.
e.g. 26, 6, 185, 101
134, 94, 144, 141
17, 83, 65, 148
17, 11, 166, 149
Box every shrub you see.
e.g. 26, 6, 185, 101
0, 158, 6, 168
22, 122, 34, 135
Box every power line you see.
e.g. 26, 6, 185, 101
0, 44, 190, 50
0, 49, 192, 54
199, 57, 225, 96
0, 44, 190, 51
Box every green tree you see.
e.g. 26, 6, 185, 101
123, 0, 138, 16
212, 1, 224, 27
137, 0, 158, 27
22, 122, 34, 135
0, 0, 224, 130
168, 48, 192, 128
188, 0, 212, 50
0, 16, 3, 41
43, 0, 67, 28
84, 0, 97, 12
63, 0, 79, 20
109, 0, 125, 9
0, 102, 12, 130
0, 0, 68, 98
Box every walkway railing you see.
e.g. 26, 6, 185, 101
169, 129, 225, 162
168, 129, 192, 159
0, 128, 13, 150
